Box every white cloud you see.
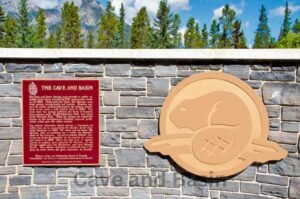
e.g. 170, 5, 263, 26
31, 0, 60, 9
244, 21, 250, 29
111, 0, 191, 24
213, 4, 243, 19
270, 4, 300, 17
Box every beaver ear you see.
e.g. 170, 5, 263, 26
144, 135, 192, 155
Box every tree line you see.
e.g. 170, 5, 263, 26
0, 0, 299, 48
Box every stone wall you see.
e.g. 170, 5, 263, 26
0, 60, 299, 199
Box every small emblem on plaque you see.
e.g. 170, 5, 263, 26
28, 82, 38, 96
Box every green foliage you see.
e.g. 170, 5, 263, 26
184, 17, 202, 48
277, 32, 300, 48
34, 9, 47, 48
218, 4, 236, 48
170, 14, 182, 48
17, 0, 34, 48
114, 3, 127, 48
279, 1, 292, 40
233, 20, 247, 48
0, 6, 5, 46
61, 2, 82, 48
55, 26, 62, 48
201, 24, 208, 48
98, 1, 118, 48
4, 17, 17, 47
47, 33, 56, 48
130, 7, 152, 48
87, 31, 94, 48
292, 19, 300, 33
253, 5, 271, 48
209, 19, 219, 48
153, 0, 173, 48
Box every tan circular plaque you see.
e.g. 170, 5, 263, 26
144, 72, 287, 178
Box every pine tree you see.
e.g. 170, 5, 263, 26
130, 7, 152, 48
17, 0, 34, 48
233, 20, 246, 48
253, 5, 271, 48
4, 17, 17, 47
209, 19, 219, 48
201, 24, 208, 48
98, 1, 118, 48
184, 17, 202, 48
218, 4, 236, 48
279, 1, 292, 39
114, 3, 127, 48
292, 19, 300, 33
153, 0, 173, 48
61, 2, 82, 48
87, 31, 94, 48
55, 26, 62, 48
34, 9, 47, 48
0, 6, 5, 46
47, 33, 56, 48
170, 14, 181, 48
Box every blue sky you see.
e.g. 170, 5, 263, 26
99, 0, 300, 47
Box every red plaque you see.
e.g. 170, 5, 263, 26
22, 80, 100, 166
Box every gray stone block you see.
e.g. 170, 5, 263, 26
58, 167, 78, 178
18, 167, 32, 175
158, 173, 181, 188
281, 122, 299, 132
272, 66, 296, 71
269, 156, 300, 176
100, 78, 112, 91
0, 176, 6, 193
20, 186, 47, 199
220, 192, 271, 199
116, 107, 155, 119
289, 178, 300, 199
137, 97, 164, 107
147, 155, 169, 168
110, 168, 128, 186
232, 166, 256, 181
209, 181, 239, 192
240, 182, 259, 194
0, 141, 10, 166
65, 64, 103, 73
269, 118, 280, 131
131, 188, 150, 199
262, 83, 300, 105
0, 85, 21, 97
116, 149, 145, 167
177, 70, 199, 77
95, 168, 109, 178
103, 92, 119, 106
97, 187, 129, 196
71, 179, 95, 196
106, 120, 137, 132
246, 81, 262, 89
132, 68, 154, 77
0, 193, 20, 199
266, 105, 280, 118
251, 71, 295, 81
0, 74, 12, 84
0, 167, 15, 175
9, 176, 31, 186
0, 128, 22, 140
191, 65, 223, 70
43, 63, 63, 73
10, 140, 22, 155
251, 65, 270, 71
282, 107, 300, 121
0, 119, 10, 127
6, 63, 42, 73
256, 174, 288, 186
138, 120, 158, 139
49, 191, 68, 199
13, 73, 35, 83
105, 64, 130, 76
223, 65, 249, 79
0, 64, 3, 72
34, 168, 56, 184
156, 65, 177, 77
151, 188, 180, 195
120, 97, 136, 106
261, 184, 288, 198
114, 78, 146, 91
36, 73, 74, 79
147, 79, 169, 97
269, 132, 298, 145
101, 133, 120, 147
7, 156, 22, 165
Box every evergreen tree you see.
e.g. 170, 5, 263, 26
292, 19, 300, 33
153, 0, 173, 48
47, 33, 56, 48
4, 17, 17, 47
218, 4, 236, 48
233, 20, 247, 48
201, 23, 208, 48
114, 3, 127, 48
55, 26, 62, 48
184, 17, 202, 48
277, 32, 300, 48
170, 14, 182, 48
253, 5, 271, 48
279, 1, 292, 39
130, 7, 152, 48
17, 0, 34, 48
209, 19, 219, 48
34, 9, 47, 48
0, 6, 5, 46
87, 31, 94, 48
98, 1, 118, 48
61, 2, 82, 48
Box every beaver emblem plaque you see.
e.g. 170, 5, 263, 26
144, 72, 287, 178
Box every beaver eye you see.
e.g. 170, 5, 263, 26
180, 107, 187, 112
